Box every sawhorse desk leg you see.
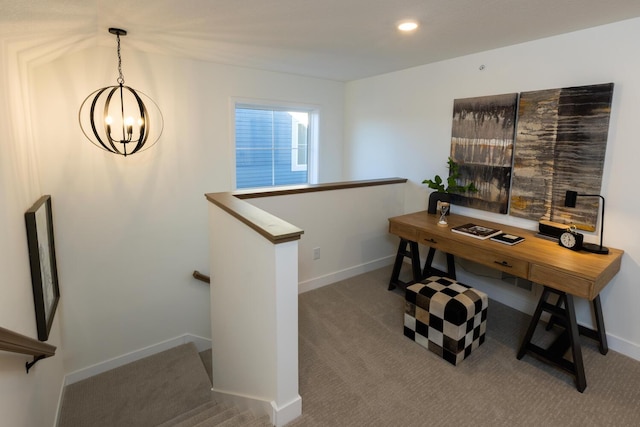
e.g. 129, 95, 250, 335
388, 238, 422, 290
517, 287, 608, 392
388, 241, 457, 291
546, 294, 608, 355
422, 247, 456, 280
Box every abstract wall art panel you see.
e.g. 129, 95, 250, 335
509, 83, 614, 230
449, 93, 518, 214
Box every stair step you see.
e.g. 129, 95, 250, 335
59, 343, 214, 427
195, 409, 257, 427
242, 414, 274, 427
60, 342, 279, 427
158, 401, 230, 427
193, 406, 242, 426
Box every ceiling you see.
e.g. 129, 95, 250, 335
3, 0, 640, 81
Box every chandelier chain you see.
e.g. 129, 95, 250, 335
116, 34, 125, 85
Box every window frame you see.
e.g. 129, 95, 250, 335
290, 114, 309, 172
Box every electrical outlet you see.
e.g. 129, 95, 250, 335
313, 247, 321, 260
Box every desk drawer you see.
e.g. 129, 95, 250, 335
389, 222, 418, 241
475, 252, 529, 278
417, 230, 458, 253
529, 264, 593, 299
418, 231, 529, 278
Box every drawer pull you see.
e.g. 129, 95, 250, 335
494, 260, 512, 268
423, 238, 438, 244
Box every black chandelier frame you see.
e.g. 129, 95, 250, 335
79, 28, 163, 157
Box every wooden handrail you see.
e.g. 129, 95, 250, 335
193, 270, 210, 284
206, 177, 407, 244
0, 326, 56, 373
232, 177, 408, 199
206, 192, 305, 244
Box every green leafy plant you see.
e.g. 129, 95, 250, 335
422, 157, 478, 194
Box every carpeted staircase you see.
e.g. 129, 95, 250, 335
157, 401, 271, 427
58, 343, 273, 427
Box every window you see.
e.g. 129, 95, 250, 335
234, 103, 316, 189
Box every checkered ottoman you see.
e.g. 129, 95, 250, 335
404, 276, 488, 365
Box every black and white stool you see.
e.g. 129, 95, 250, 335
404, 276, 488, 365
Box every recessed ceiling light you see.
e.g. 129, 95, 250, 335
398, 21, 419, 32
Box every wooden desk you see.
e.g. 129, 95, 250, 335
388, 211, 623, 392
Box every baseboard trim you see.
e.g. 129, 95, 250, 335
64, 333, 212, 385
298, 255, 395, 294
54, 372, 66, 427
598, 330, 640, 361
212, 388, 302, 427
271, 395, 303, 426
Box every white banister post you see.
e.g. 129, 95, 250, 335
272, 239, 302, 425
208, 201, 302, 426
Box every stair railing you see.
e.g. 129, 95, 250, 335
0, 326, 56, 372
192, 270, 210, 284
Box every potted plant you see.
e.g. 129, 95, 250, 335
423, 157, 477, 214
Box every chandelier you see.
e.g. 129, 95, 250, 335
79, 28, 163, 157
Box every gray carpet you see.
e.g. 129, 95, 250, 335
289, 266, 640, 426
57, 267, 640, 426
58, 342, 213, 427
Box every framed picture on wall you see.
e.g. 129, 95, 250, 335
449, 93, 518, 214
509, 83, 614, 229
25, 195, 60, 341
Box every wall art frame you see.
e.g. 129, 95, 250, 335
449, 93, 518, 214
25, 195, 60, 341
509, 83, 614, 229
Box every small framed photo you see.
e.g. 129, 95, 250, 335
25, 195, 60, 341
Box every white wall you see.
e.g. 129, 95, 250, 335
0, 34, 67, 427
248, 183, 406, 292
344, 18, 640, 359
29, 46, 345, 375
